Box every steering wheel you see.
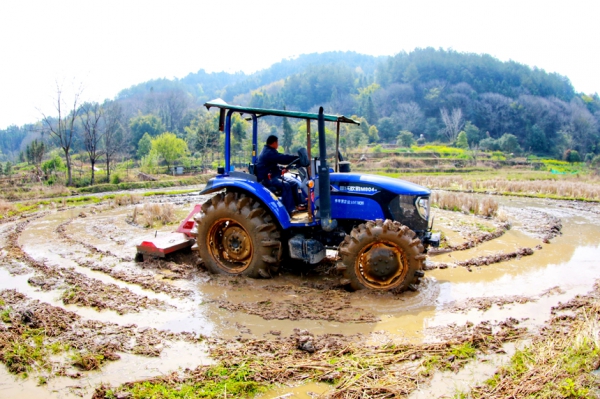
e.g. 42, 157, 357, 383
283, 157, 301, 169
283, 148, 310, 169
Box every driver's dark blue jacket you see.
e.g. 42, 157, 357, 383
255, 145, 297, 182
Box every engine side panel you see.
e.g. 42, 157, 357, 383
330, 196, 385, 220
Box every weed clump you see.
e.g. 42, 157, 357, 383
71, 351, 105, 370
132, 203, 177, 227
113, 193, 142, 206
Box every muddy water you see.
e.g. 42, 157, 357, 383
409, 341, 522, 398
3, 195, 600, 397
184, 195, 600, 344
255, 381, 331, 398
12, 197, 600, 344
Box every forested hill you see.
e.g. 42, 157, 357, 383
1, 49, 599, 163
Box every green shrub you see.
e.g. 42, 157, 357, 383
479, 138, 500, 151
396, 131, 415, 147
110, 173, 122, 184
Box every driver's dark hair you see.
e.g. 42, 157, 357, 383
266, 135, 278, 145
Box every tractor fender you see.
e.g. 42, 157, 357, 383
200, 177, 292, 229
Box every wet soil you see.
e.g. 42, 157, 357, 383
216, 286, 380, 323
0, 190, 599, 398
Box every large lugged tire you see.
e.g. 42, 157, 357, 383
337, 219, 425, 293
192, 192, 282, 278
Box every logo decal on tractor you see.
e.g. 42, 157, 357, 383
339, 185, 378, 193
334, 199, 365, 206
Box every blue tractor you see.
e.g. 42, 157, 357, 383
138, 99, 439, 293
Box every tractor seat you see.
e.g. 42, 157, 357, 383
263, 182, 283, 197
250, 163, 283, 196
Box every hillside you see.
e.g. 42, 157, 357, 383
1, 49, 599, 164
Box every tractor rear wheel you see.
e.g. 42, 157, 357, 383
193, 192, 282, 278
337, 220, 425, 293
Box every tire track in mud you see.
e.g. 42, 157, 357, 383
2, 218, 170, 314
216, 286, 380, 323
55, 218, 194, 299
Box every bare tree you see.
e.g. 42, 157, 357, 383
81, 102, 104, 185
158, 88, 191, 132
440, 107, 464, 143
41, 83, 82, 186
395, 102, 424, 132
101, 101, 123, 183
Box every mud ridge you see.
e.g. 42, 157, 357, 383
468, 281, 600, 398
506, 207, 562, 243
426, 247, 535, 271
430, 222, 510, 255
4, 220, 170, 314
0, 289, 199, 378
446, 285, 566, 313
55, 219, 194, 299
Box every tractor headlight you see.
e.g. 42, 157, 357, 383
415, 197, 429, 221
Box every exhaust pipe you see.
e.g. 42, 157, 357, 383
318, 107, 337, 232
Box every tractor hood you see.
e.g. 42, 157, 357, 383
329, 173, 430, 196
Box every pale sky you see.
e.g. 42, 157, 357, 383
1, 0, 598, 129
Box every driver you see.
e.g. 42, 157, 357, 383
256, 135, 306, 214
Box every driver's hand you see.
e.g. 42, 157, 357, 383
281, 168, 288, 174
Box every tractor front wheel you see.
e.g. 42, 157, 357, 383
337, 220, 425, 293
193, 192, 282, 278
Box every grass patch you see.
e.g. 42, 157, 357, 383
76, 175, 211, 194
0, 327, 56, 376
105, 364, 267, 399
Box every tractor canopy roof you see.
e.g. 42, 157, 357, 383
204, 99, 360, 125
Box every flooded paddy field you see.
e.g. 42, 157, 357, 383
1, 189, 599, 398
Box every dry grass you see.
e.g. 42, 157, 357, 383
0, 199, 16, 218
113, 193, 142, 206
431, 191, 498, 217
133, 203, 177, 227
404, 175, 600, 201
